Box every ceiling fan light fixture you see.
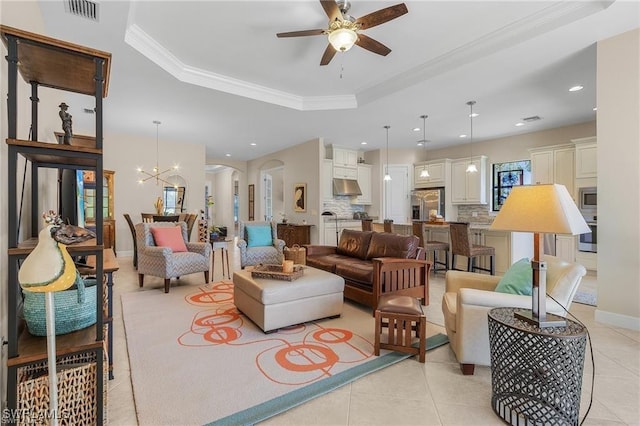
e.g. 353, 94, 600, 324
328, 28, 358, 52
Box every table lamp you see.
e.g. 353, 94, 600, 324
490, 184, 591, 328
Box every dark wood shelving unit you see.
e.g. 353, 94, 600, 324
2, 24, 111, 425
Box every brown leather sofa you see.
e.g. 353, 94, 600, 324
305, 229, 430, 311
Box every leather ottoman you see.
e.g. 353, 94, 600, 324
233, 266, 345, 332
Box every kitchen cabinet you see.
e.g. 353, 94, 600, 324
333, 166, 358, 180
323, 159, 333, 201
555, 235, 576, 263
277, 223, 313, 247
414, 160, 447, 188
330, 146, 358, 168
573, 137, 597, 179
530, 144, 575, 196
2, 25, 110, 423
323, 220, 362, 246
351, 164, 372, 205
451, 156, 487, 204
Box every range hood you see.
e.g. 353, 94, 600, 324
333, 178, 362, 196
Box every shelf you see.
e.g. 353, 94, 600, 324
7, 138, 102, 168
8, 238, 102, 256
0, 25, 111, 97
7, 324, 104, 367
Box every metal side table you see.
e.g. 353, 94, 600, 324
488, 307, 587, 426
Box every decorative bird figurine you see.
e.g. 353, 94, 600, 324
18, 211, 77, 293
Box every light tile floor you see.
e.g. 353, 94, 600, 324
108, 240, 639, 425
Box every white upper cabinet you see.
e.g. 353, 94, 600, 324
414, 161, 446, 188
352, 164, 372, 205
451, 156, 487, 204
573, 137, 597, 179
330, 146, 358, 168
530, 144, 575, 196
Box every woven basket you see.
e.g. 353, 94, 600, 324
284, 244, 306, 265
23, 275, 97, 336
17, 349, 107, 425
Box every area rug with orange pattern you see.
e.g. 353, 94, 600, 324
122, 280, 448, 425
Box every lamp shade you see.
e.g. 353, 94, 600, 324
490, 184, 591, 235
328, 28, 358, 52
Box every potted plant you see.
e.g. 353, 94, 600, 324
209, 225, 221, 241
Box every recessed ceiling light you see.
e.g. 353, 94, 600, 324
592, 107, 597, 111
413, 127, 420, 132
515, 122, 525, 127
459, 134, 467, 138
250, 142, 257, 146
569, 85, 584, 92
361, 141, 367, 145
225, 153, 231, 157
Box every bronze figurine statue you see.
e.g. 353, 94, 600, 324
58, 102, 73, 144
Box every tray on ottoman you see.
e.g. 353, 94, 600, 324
251, 264, 304, 281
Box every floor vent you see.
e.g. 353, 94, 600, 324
522, 115, 542, 122
65, 0, 99, 22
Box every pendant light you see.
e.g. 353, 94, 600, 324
137, 120, 179, 186
383, 125, 392, 181
466, 101, 478, 173
418, 115, 429, 178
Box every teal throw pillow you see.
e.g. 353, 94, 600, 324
246, 225, 273, 248
495, 258, 533, 295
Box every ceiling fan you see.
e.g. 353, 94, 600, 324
276, 0, 408, 66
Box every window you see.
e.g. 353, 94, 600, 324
492, 160, 531, 211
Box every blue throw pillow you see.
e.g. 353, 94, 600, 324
495, 258, 533, 295
246, 225, 273, 248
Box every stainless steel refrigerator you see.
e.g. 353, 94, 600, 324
411, 187, 445, 220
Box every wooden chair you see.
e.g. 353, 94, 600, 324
449, 222, 495, 275
141, 213, 154, 223
361, 219, 373, 231
186, 214, 198, 240
123, 213, 138, 269
153, 214, 180, 222
383, 219, 394, 233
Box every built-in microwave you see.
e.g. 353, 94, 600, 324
579, 187, 597, 213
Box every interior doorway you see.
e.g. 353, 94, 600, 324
260, 166, 284, 221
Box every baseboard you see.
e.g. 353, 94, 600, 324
595, 309, 640, 331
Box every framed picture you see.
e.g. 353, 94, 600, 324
294, 183, 306, 212
248, 184, 255, 220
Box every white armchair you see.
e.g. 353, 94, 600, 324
441, 255, 586, 375
237, 220, 285, 269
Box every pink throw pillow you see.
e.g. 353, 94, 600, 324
150, 226, 187, 252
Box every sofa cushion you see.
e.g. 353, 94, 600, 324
335, 258, 374, 286
366, 232, 419, 260
336, 229, 373, 260
305, 254, 346, 273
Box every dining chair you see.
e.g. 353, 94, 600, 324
153, 214, 180, 222
141, 213, 155, 223
123, 213, 138, 268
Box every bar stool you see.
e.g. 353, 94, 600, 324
383, 219, 393, 233
449, 221, 495, 275
362, 219, 373, 231
425, 240, 450, 274
375, 294, 426, 363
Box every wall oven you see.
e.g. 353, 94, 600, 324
578, 216, 597, 253
579, 187, 597, 214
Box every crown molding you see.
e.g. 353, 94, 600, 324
124, 24, 357, 111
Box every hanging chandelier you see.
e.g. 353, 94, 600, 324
418, 115, 429, 178
383, 125, 392, 181
137, 120, 179, 186
466, 101, 478, 173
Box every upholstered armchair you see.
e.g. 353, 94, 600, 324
136, 222, 211, 293
237, 220, 285, 268
441, 255, 586, 375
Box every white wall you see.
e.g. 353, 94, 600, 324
105, 134, 205, 255
596, 28, 640, 329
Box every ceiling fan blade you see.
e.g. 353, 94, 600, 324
356, 3, 408, 30
320, 0, 343, 22
355, 34, 391, 56
320, 44, 337, 66
277, 29, 326, 38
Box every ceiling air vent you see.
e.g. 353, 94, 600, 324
522, 115, 542, 122
65, 0, 99, 22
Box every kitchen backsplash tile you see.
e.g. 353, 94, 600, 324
323, 197, 364, 219
457, 205, 494, 224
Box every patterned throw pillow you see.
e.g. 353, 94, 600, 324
495, 257, 532, 295
150, 226, 187, 252
246, 225, 273, 247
